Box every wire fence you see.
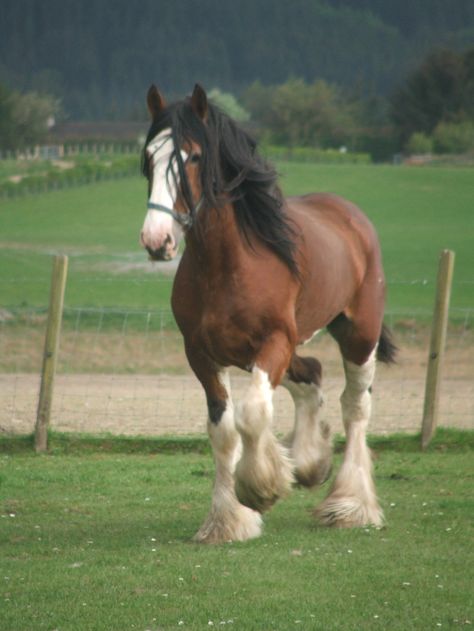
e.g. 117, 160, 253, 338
1, 303, 473, 438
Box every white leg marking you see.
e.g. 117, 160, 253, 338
194, 371, 262, 544
315, 349, 383, 527
234, 367, 294, 513
282, 379, 332, 487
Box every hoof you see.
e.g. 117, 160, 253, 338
194, 503, 262, 544
314, 495, 384, 528
234, 443, 294, 513
234, 478, 280, 513
295, 461, 332, 488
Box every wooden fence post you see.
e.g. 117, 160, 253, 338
421, 249, 455, 450
35, 255, 69, 452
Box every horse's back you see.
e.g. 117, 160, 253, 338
288, 193, 378, 246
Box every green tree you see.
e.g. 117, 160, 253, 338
433, 120, 474, 153
406, 132, 434, 155
390, 48, 473, 143
0, 83, 16, 149
243, 78, 357, 148
208, 88, 250, 122
0, 83, 60, 150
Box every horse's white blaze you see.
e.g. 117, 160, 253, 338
194, 369, 262, 543
141, 128, 187, 257
234, 367, 294, 511
315, 348, 383, 527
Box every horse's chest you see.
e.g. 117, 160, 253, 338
197, 311, 255, 369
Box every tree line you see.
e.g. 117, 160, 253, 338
240, 47, 474, 158
1, 0, 473, 120
1, 20, 474, 158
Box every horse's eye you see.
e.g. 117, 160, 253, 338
190, 153, 201, 164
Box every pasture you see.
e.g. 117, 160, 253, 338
1, 432, 473, 630
1, 162, 473, 628
1, 162, 474, 312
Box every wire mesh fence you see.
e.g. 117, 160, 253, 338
1, 304, 473, 438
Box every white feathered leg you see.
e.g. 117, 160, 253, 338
282, 379, 333, 487
234, 367, 294, 513
194, 372, 262, 543
315, 350, 383, 527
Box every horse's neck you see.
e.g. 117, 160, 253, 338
185, 204, 246, 278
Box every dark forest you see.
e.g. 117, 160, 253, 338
1, 0, 473, 119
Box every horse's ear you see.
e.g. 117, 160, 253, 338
147, 84, 166, 120
191, 84, 208, 121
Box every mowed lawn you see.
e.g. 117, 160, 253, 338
1, 433, 473, 630
0, 163, 473, 311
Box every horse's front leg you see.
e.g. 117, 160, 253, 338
234, 332, 295, 513
186, 349, 262, 543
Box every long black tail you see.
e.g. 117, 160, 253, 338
377, 324, 397, 364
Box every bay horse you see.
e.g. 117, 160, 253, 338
140, 84, 396, 544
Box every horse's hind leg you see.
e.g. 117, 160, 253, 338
234, 332, 295, 513
282, 355, 332, 487
315, 313, 384, 528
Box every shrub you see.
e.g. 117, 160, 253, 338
0, 154, 139, 198
406, 132, 434, 155
433, 121, 474, 154
263, 144, 371, 164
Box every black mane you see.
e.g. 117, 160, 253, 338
142, 97, 299, 276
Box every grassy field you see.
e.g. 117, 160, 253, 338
1, 430, 473, 630
1, 162, 473, 314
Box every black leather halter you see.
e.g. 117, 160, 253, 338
146, 198, 203, 229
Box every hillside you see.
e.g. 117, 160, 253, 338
0, 0, 473, 119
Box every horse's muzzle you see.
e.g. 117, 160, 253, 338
141, 231, 177, 261
145, 244, 177, 261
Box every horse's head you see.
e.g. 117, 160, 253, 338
140, 84, 208, 261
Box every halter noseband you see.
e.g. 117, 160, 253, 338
147, 199, 203, 229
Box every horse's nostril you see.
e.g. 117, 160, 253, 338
164, 234, 173, 246
145, 243, 174, 261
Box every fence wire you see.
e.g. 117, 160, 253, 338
1, 305, 473, 437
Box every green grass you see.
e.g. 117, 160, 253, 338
1, 163, 473, 312
1, 430, 473, 630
